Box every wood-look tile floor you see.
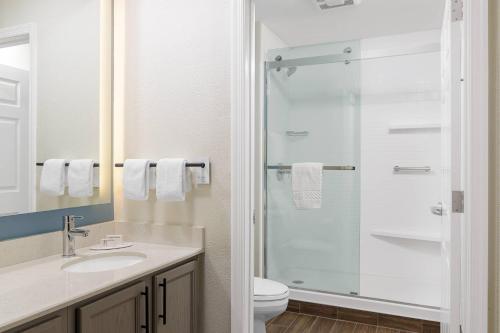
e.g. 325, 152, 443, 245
266, 311, 418, 333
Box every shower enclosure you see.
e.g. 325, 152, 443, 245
265, 40, 362, 296
264, 36, 443, 312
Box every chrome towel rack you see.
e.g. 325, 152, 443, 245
393, 166, 431, 172
267, 165, 356, 171
114, 162, 206, 168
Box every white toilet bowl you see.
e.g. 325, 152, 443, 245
254, 277, 289, 333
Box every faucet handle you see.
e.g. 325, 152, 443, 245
63, 215, 85, 228
69, 216, 85, 227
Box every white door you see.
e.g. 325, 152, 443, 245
0, 64, 30, 215
440, 0, 463, 332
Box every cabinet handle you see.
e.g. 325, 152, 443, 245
159, 278, 167, 325
141, 286, 149, 333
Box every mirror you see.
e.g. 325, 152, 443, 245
0, 0, 112, 216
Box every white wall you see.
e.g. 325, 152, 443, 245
359, 30, 442, 306
114, 1, 231, 332
255, 0, 445, 47
0, 44, 30, 70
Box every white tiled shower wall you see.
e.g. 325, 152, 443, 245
359, 31, 442, 306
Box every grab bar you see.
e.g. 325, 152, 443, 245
267, 165, 356, 171
393, 166, 431, 172
286, 131, 309, 137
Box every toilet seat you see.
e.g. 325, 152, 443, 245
254, 278, 289, 333
254, 278, 289, 302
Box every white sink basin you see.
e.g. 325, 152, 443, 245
62, 252, 146, 273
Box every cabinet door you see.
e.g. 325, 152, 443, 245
154, 261, 198, 333
18, 310, 67, 333
77, 281, 149, 333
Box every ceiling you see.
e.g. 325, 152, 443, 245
255, 0, 445, 46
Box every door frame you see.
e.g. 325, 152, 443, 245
231, 0, 254, 332
461, 0, 489, 331
0, 23, 37, 211
230, 0, 490, 333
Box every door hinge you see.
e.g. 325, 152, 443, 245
452, 191, 464, 213
253, 210, 256, 224
460, 324, 463, 333
452, 0, 464, 22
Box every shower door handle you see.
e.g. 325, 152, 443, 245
430, 202, 443, 216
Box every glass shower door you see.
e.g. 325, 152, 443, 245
265, 43, 361, 295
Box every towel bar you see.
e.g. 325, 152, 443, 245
267, 165, 355, 171
393, 166, 431, 172
114, 162, 206, 168
36, 162, 100, 167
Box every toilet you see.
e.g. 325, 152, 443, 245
254, 277, 289, 333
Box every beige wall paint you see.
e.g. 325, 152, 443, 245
0, 222, 115, 269
114, 1, 231, 332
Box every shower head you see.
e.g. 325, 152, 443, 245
286, 67, 297, 77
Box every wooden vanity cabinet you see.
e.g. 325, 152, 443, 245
6, 258, 199, 333
154, 261, 198, 333
13, 309, 68, 333
77, 281, 149, 333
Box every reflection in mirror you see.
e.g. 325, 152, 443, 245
0, 0, 112, 216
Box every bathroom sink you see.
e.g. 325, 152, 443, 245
62, 252, 146, 273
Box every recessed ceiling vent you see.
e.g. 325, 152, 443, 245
313, 0, 361, 10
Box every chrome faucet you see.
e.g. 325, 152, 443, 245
62, 215, 89, 257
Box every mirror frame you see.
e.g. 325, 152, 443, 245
0, 0, 114, 240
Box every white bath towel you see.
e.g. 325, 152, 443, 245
292, 163, 323, 209
68, 159, 94, 197
123, 159, 151, 200
156, 158, 190, 201
40, 159, 67, 196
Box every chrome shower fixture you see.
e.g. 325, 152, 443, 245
286, 67, 297, 77
275, 55, 282, 72
313, 0, 361, 11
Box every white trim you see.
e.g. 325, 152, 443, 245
231, 0, 254, 333
462, 0, 489, 332
0, 24, 37, 212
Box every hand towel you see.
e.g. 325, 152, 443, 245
40, 159, 67, 196
68, 159, 94, 197
156, 158, 188, 201
123, 159, 151, 200
292, 162, 323, 209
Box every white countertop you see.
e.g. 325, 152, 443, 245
0, 242, 203, 332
